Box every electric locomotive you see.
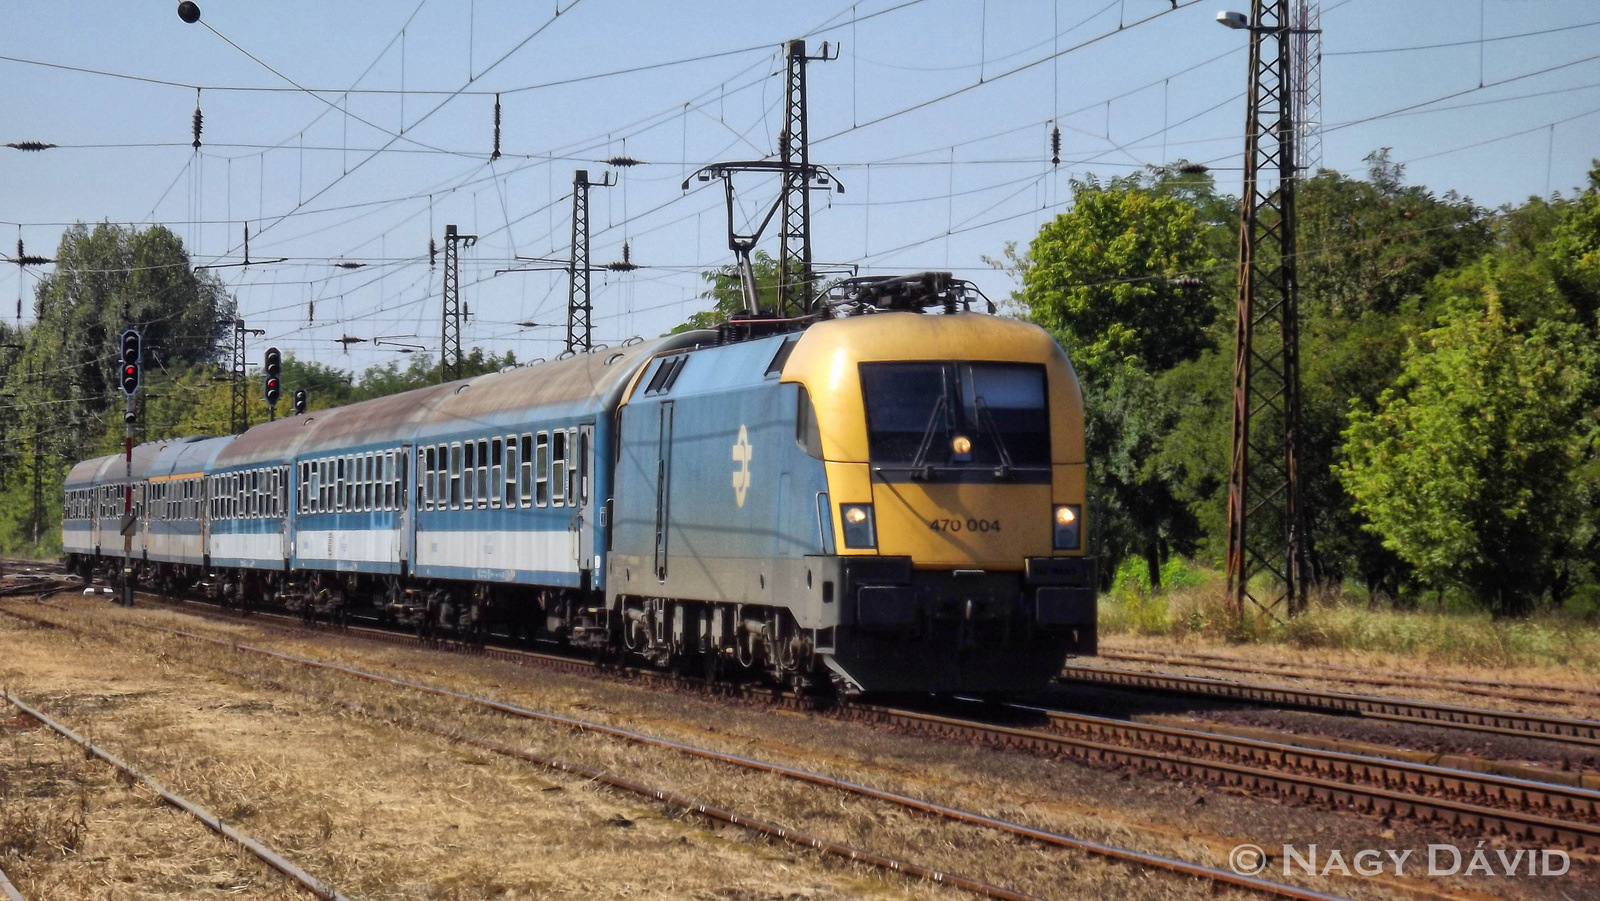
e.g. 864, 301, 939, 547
603, 275, 1094, 693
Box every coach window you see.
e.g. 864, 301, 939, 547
566, 429, 579, 505
535, 432, 549, 507
423, 447, 436, 510
476, 439, 490, 509
334, 457, 345, 512
503, 437, 517, 509
462, 441, 477, 509
367, 453, 377, 511
489, 438, 504, 510
551, 430, 567, 507
382, 452, 394, 511
435, 444, 446, 508
449, 442, 463, 509
519, 434, 533, 507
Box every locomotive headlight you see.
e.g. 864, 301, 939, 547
1053, 504, 1081, 550
951, 435, 972, 461
841, 503, 877, 549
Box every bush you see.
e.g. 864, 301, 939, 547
1098, 561, 1600, 672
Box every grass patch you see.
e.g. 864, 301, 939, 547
1098, 561, 1600, 672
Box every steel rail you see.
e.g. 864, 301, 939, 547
0, 862, 24, 901
0, 607, 1082, 901
858, 703, 1600, 847
1099, 650, 1598, 706
1029, 707, 1600, 822
1, 603, 1345, 901
1061, 665, 1600, 748
153, 626, 1343, 901
11, 601, 1598, 850
223, 671, 1050, 901
1, 692, 353, 901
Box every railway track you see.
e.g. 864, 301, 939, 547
15, 597, 1600, 856
1060, 664, 1600, 749
0, 600, 1342, 901
1101, 648, 1600, 707
1, 691, 352, 901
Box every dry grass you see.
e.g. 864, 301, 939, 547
0, 701, 303, 900
4, 601, 1589, 900
1099, 562, 1600, 689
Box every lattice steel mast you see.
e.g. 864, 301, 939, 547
565, 170, 612, 354
440, 224, 476, 383
1224, 0, 1312, 620
779, 39, 835, 316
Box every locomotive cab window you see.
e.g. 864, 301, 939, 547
859, 362, 1050, 476
795, 385, 823, 459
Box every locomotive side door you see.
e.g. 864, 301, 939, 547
653, 403, 674, 582
574, 425, 595, 583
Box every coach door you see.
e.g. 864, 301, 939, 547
574, 425, 595, 582
653, 403, 674, 582
397, 444, 412, 572
277, 465, 290, 565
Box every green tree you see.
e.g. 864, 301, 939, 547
1339, 269, 1592, 615
674, 251, 785, 333
1020, 172, 1223, 589
0, 223, 231, 553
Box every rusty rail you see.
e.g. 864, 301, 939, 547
7, 604, 1348, 901
1100, 649, 1600, 706
164, 631, 1346, 901
0, 862, 24, 901
2, 692, 353, 901
1061, 665, 1600, 747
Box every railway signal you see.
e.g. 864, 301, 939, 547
263, 346, 282, 419
293, 387, 307, 416
118, 329, 141, 397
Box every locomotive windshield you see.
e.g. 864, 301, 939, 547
860, 362, 1050, 478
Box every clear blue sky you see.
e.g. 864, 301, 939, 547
3, 0, 1596, 372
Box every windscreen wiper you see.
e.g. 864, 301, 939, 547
975, 398, 1015, 480
908, 395, 948, 480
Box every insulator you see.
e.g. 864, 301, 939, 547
623, 242, 631, 264
5, 142, 55, 152
606, 156, 641, 167
491, 94, 502, 162
308, 299, 315, 323
1050, 125, 1061, 167
429, 238, 437, 269
192, 107, 203, 150
334, 261, 365, 269
463, 303, 471, 319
